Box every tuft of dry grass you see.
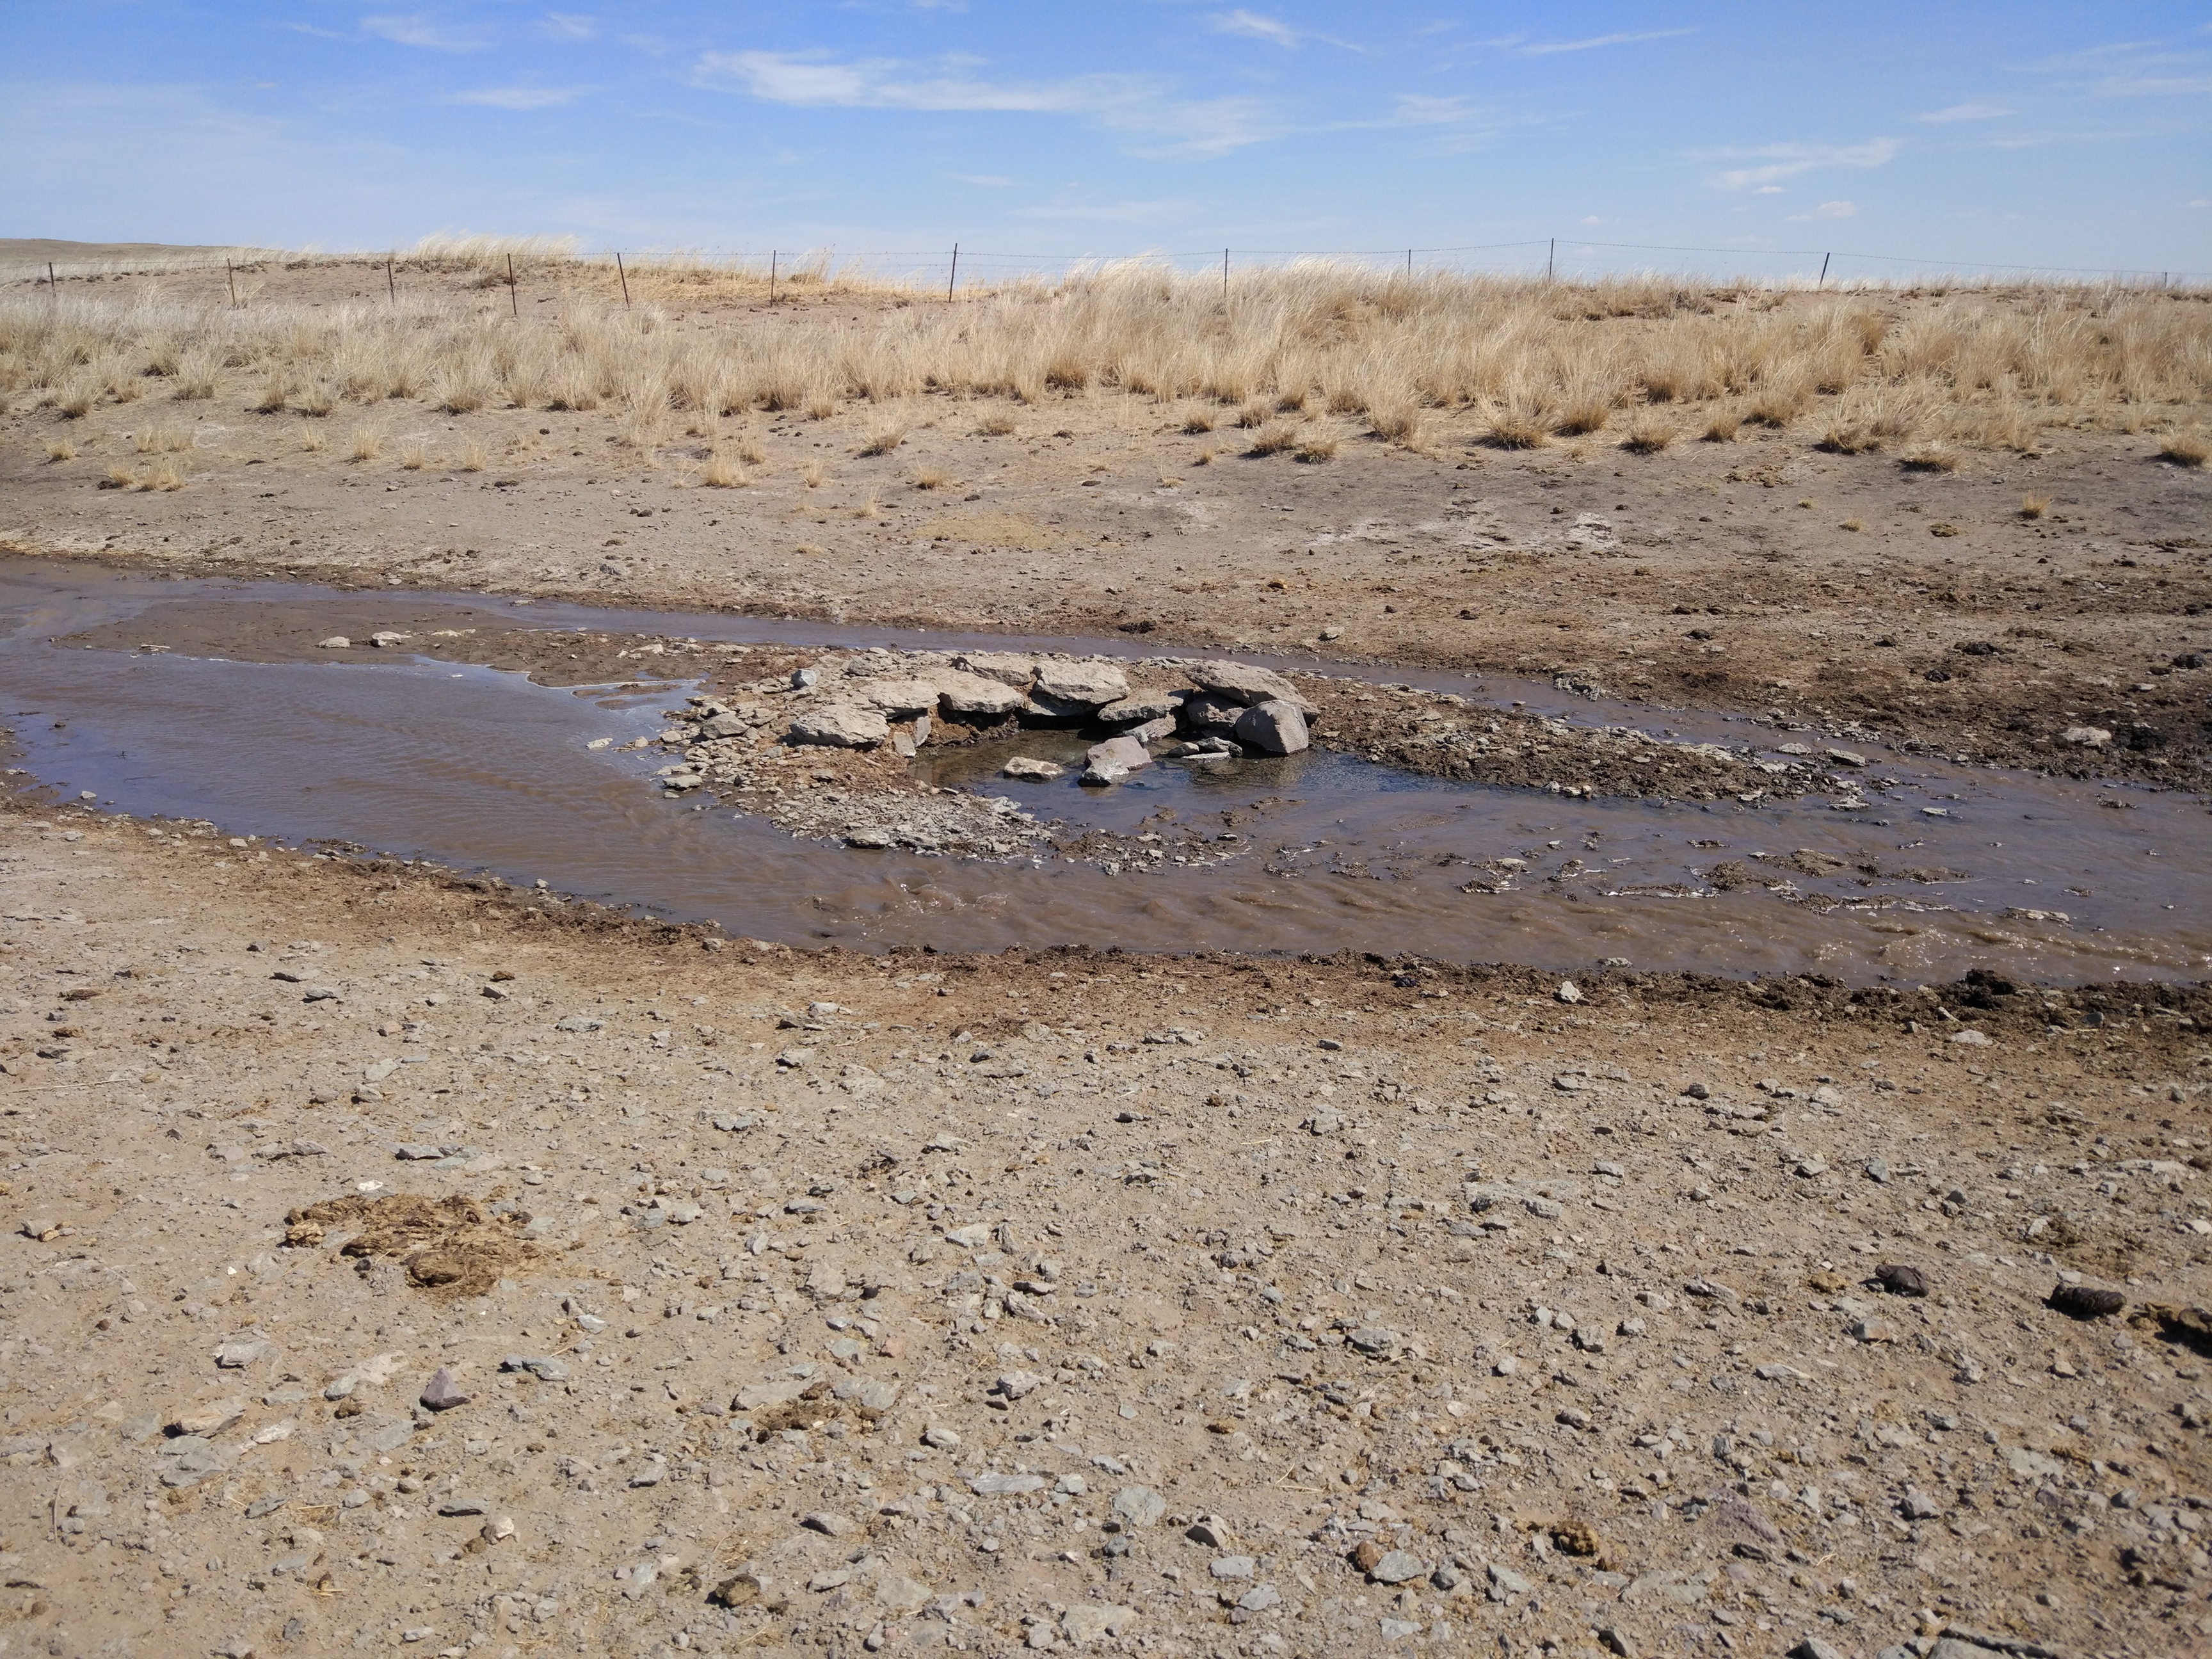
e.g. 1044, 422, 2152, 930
348, 424, 385, 462
296, 381, 336, 417
134, 424, 191, 454
43, 437, 76, 463
858, 426, 906, 456
299, 424, 326, 453
1482, 405, 1548, 449
700, 451, 747, 488
806, 396, 836, 421
2157, 431, 2208, 467
854, 490, 882, 519
1181, 408, 1215, 434
1232, 402, 1271, 429
1621, 416, 1673, 454
975, 412, 1017, 437
102, 463, 134, 489
1555, 398, 1610, 437
252, 373, 289, 413
397, 438, 428, 470
1839, 517, 1864, 531
2019, 493, 2049, 518
1701, 409, 1741, 442
1294, 435, 1338, 463
1246, 422, 1299, 456
137, 458, 184, 492
1368, 405, 1423, 447
457, 438, 488, 472
1899, 445, 1959, 473
911, 467, 950, 488
801, 458, 827, 488
56, 380, 97, 419
1192, 446, 1215, 466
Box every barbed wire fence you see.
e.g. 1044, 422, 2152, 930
11, 235, 2208, 304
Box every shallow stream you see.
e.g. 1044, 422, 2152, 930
3, 556, 2205, 985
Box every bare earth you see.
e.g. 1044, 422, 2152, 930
1, 803, 2208, 1659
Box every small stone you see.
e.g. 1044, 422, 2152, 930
1900, 1487, 1942, 1519
437, 1496, 488, 1516
1487, 1562, 1531, 1598
971, 1471, 1048, 1496
1112, 1486, 1166, 1529
419, 1367, 469, 1413
844, 828, 894, 849
1788, 1640, 1847, 1659
1875, 1263, 1928, 1298
1034, 661, 1130, 706
1238, 1584, 1282, 1612
1349, 1540, 1386, 1573
1555, 981, 1582, 1004
17, 1217, 60, 1242
801, 1511, 860, 1537
1346, 1326, 1402, 1360
1187, 660, 1314, 712
2060, 726, 2112, 747
922, 1425, 961, 1450
1060, 1604, 1136, 1644
1185, 1514, 1234, 1549
316, 636, 350, 650
831, 1377, 901, 1420
1864, 1158, 1891, 1184
1210, 1555, 1256, 1580
995, 1369, 1044, 1400
1080, 735, 1152, 786
2048, 1282, 2124, 1319
1001, 757, 1065, 781
170, 1397, 247, 1437
1369, 1550, 1426, 1584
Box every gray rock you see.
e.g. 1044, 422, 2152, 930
1080, 735, 1152, 786
994, 1369, 1044, 1400
419, 1367, 470, 1413
970, 1471, 1048, 1496
1096, 690, 1182, 724
437, 1496, 488, 1516
788, 703, 890, 748
1001, 756, 1064, 781
1185, 1514, 1234, 1548
1347, 1326, 1402, 1359
1237, 1584, 1281, 1612
1177, 693, 1246, 735
855, 677, 942, 716
935, 671, 1029, 717
1231, 700, 1310, 755
1487, 1562, 1531, 1598
1789, 1641, 1847, 1659
954, 652, 1039, 689
1210, 1555, 1254, 1579
499, 1355, 568, 1382
1369, 1550, 1425, 1584
1187, 660, 1315, 712
844, 828, 894, 849
801, 1511, 860, 1537
739, 1371, 821, 1416
1034, 662, 1130, 706
830, 1377, 901, 1420
1112, 1486, 1166, 1529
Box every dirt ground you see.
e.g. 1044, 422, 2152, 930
4, 260, 2210, 790
1, 798, 2208, 1659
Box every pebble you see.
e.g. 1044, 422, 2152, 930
1875, 1263, 1928, 1298
1111, 1486, 1166, 1529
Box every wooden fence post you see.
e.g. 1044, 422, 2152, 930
508, 253, 519, 318
616, 252, 630, 308
948, 244, 958, 301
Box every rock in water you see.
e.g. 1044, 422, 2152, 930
1001, 756, 1065, 780
1188, 659, 1315, 712
788, 704, 890, 748
1231, 700, 1308, 755
1081, 735, 1152, 787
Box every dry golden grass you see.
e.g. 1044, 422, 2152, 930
298, 424, 326, 453
700, 451, 746, 488
801, 458, 826, 489
1193, 445, 1216, 466
911, 467, 950, 489
133, 424, 191, 454
732, 434, 767, 466
43, 437, 75, 463
854, 490, 882, 520
2158, 431, 2208, 467
6, 259, 2205, 475
347, 424, 385, 462
858, 426, 905, 457
397, 438, 429, 470
2020, 492, 2049, 518
1294, 435, 1338, 463
102, 463, 134, 489
457, 438, 488, 472
1840, 517, 1864, 531
1246, 422, 1299, 456
1702, 409, 1742, 442
1899, 444, 1960, 473
1622, 415, 1674, 454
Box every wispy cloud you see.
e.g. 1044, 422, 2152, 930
1916, 101, 2010, 122
1212, 10, 1299, 47
947, 172, 1014, 187
1785, 199, 1859, 221
1704, 138, 1901, 191
691, 51, 1281, 155
362, 13, 488, 51
2015, 36, 2212, 98
450, 86, 584, 109
1502, 29, 1694, 56
540, 13, 595, 41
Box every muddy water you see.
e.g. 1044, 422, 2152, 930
3, 557, 2206, 984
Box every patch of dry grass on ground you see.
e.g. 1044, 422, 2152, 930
3, 250, 2208, 475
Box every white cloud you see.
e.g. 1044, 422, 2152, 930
1578, 215, 1602, 226
1213, 10, 1301, 48
1517, 29, 1694, 56
1916, 101, 2010, 122
1705, 138, 1901, 191
2192, 197, 2212, 209
947, 172, 1014, 187
691, 51, 1280, 155
450, 86, 584, 109
540, 13, 595, 40
362, 13, 488, 51
1785, 199, 1859, 221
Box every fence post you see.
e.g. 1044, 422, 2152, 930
387, 256, 396, 306
226, 260, 238, 309
508, 253, 519, 318
1547, 239, 1555, 281
1818, 252, 1831, 291
47, 260, 58, 303
769, 250, 777, 307
948, 243, 958, 301
616, 252, 630, 308
1407, 248, 1413, 278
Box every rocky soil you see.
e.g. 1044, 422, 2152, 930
1, 799, 2209, 1659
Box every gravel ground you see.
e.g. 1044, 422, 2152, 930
1, 800, 2208, 1659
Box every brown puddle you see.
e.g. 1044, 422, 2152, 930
4, 555, 2208, 985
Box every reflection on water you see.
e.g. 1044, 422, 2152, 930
2, 557, 2206, 986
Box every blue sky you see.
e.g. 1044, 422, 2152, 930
4, 3, 2209, 278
